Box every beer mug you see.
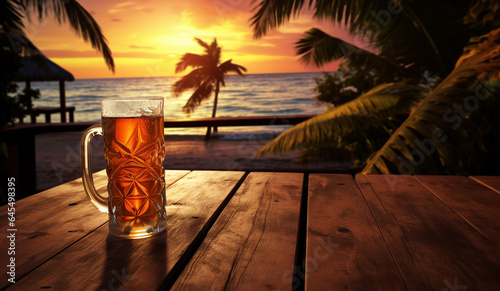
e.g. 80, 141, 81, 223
80, 97, 167, 239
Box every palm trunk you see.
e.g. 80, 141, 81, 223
205, 82, 220, 139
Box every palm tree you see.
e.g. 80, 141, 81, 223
257, 82, 426, 165
252, 0, 500, 174
362, 29, 500, 175
172, 38, 246, 139
251, 1, 493, 79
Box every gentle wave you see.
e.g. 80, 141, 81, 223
23, 72, 330, 135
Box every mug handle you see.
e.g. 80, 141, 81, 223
80, 124, 108, 213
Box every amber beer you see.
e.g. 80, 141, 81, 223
103, 115, 166, 237
81, 97, 166, 239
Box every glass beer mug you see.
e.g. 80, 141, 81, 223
80, 97, 167, 239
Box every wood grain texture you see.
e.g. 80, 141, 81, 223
356, 174, 500, 290
355, 175, 426, 291
416, 175, 500, 247
171, 172, 303, 291
306, 174, 405, 291
470, 176, 500, 195
0, 169, 190, 289
0, 170, 108, 289
7, 170, 244, 290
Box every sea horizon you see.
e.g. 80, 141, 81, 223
24, 71, 332, 136
73, 70, 333, 81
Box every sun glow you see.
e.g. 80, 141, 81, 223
28, 0, 359, 79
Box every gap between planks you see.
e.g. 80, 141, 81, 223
414, 176, 490, 241
469, 176, 500, 195
158, 171, 249, 290
292, 173, 309, 291
6, 170, 192, 289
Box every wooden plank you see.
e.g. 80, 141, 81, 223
416, 175, 500, 247
470, 176, 500, 195
355, 175, 427, 291
306, 174, 405, 290
171, 172, 303, 291
0, 169, 190, 289
0, 171, 107, 289
163, 170, 192, 187
8, 170, 244, 290
4, 114, 317, 137
356, 175, 500, 290
164, 114, 316, 127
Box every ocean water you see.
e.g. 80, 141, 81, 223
26, 72, 328, 135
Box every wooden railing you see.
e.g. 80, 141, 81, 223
19, 106, 76, 124
1, 115, 316, 197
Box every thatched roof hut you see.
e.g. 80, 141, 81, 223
17, 55, 75, 82
15, 54, 75, 122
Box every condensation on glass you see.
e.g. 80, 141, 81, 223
81, 97, 166, 239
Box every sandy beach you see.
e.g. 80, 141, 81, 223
35, 131, 354, 192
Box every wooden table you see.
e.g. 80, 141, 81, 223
1, 171, 499, 290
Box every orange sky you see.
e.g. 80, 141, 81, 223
25, 0, 367, 79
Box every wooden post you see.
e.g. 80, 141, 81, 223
25, 81, 33, 111
4, 130, 37, 197
59, 80, 67, 123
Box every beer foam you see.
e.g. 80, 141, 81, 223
124, 107, 162, 117
138, 107, 155, 115
101, 98, 164, 117
120, 106, 162, 117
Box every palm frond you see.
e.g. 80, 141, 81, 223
19, 0, 114, 71
216, 60, 246, 87
296, 121, 398, 165
194, 37, 210, 51
256, 82, 424, 156
218, 60, 247, 75
362, 28, 500, 175
250, 0, 307, 39
372, 2, 473, 76
210, 38, 219, 57
296, 28, 403, 75
399, 3, 447, 75
0, 0, 24, 35
214, 45, 221, 66
171, 68, 204, 96
62, 1, 114, 71
313, 1, 387, 31
175, 53, 206, 73
464, 0, 500, 28
250, 0, 388, 38
0, 0, 41, 56
182, 80, 214, 114
250, 1, 480, 78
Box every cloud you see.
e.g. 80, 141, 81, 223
43, 49, 167, 59
225, 32, 304, 57
134, 6, 153, 13
35, 0, 363, 78
108, 1, 153, 14
129, 45, 155, 49
170, 0, 252, 30
116, 2, 134, 8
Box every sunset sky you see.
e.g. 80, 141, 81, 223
25, 0, 367, 79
